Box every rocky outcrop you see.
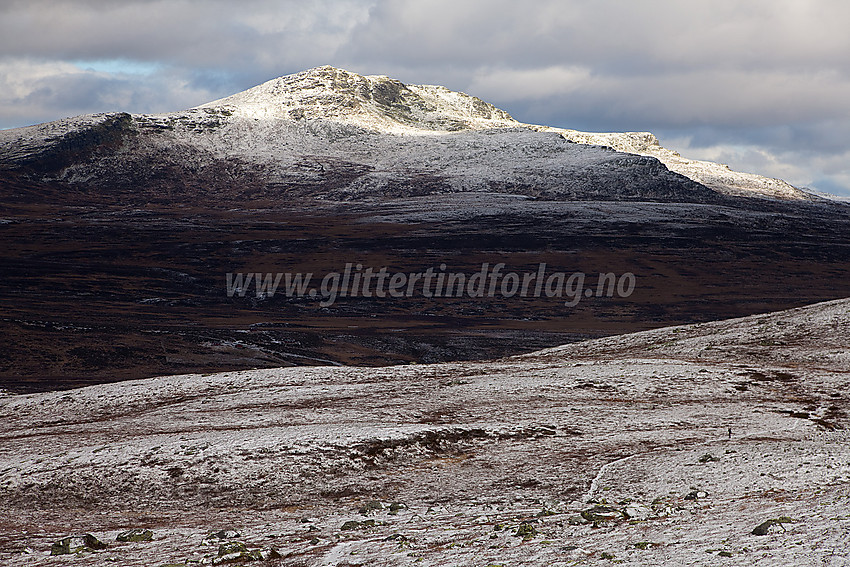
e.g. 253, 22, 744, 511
116, 528, 154, 542
50, 534, 107, 555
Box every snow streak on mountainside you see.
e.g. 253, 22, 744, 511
0, 66, 812, 202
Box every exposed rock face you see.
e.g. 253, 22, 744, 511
200, 65, 517, 131
49, 534, 107, 555
0, 66, 809, 204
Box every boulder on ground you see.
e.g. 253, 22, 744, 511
752, 516, 795, 535
212, 541, 281, 564
117, 528, 154, 542
581, 505, 622, 523
50, 534, 107, 555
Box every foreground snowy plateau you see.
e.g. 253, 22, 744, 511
1, 297, 849, 566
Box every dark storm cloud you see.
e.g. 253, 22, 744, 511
1, 0, 848, 195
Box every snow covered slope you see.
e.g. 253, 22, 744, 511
536, 128, 809, 199
0, 66, 812, 203
1, 297, 848, 565
198, 66, 811, 200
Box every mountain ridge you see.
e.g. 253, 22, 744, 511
0, 65, 813, 204
3, 66, 850, 399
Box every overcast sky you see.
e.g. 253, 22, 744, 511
2, 0, 849, 195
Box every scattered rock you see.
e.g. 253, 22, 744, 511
359, 500, 383, 515
698, 453, 719, 463
216, 541, 253, 559
633, 541, 661, 550
623, 505, 651, 520
752, 516, 795, 535
684, 490, 708, 500
514, 522, 537, 540
258, 548, 281, 561
208, 529, 241, 540
581, 505, 622, 523
385, 533, 411, 547
211, 541, 280, 564
117, 528, 154, 542
341, 519, 377, 531
50, 534, 107, 555
388, 502, 408, 515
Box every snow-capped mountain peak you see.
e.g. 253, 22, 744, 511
0, 65, 819, 202
195, 66, 810, 200
198, 65, 517, 134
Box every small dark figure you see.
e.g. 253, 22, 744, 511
728, 427, 732, 438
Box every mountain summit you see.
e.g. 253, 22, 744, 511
199, 65, 517, 133
0, 66, 810, 203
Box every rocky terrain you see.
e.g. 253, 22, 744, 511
0, 297, 848, 565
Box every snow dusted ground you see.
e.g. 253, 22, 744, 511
1, 298, 849, 565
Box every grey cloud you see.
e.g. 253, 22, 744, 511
341, 1, 850, 74
0, 0, 372, 70
0, 63, 221, 128
480, 68, 850, 130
